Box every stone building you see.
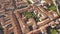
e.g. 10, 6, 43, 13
0, 0, 60, 34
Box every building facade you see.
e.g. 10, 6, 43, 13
0, 0, 60, 34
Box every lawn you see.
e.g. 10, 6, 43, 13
54, 24, 60, 32
0, 23, 3, 30
48, 4, 57, 12
50, 29, 57, 34
46, 26, 57, 34
56, 24, 60, 29
22, 12, 40, 22
27, 0, 32, 4
22, 12, 33, 19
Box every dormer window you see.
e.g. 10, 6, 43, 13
9, 32, 14, 34
29, 26, 33, 31
16, 0, 22, 2
7, 24, 12, 29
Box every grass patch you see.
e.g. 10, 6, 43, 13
48, 4, 57, 12
50, 29, 57, 34
22, 12, 33, 19
54, 24, 60, 32
0, 24, 3, 30
27, 0, 32, 4
56, 25, 60, 29
46, 26, 57, 34
22, 12, 40, 22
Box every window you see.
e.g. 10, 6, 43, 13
29, 26, 33, 31
5, 17, 10, 21
0, 5, 2, 8
58, 4, 60, 11
38, 31, 42, 34
7, 24, 12, 28
20, 5, 27, 9
16, 0, 22, 2
9, 32, 14, 34
0, 15, 5, 18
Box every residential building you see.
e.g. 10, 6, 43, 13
0, 0, 60, 34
